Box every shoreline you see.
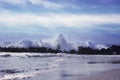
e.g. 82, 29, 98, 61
77, 69, 120, 80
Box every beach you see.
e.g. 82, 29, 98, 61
0, 53, 120, 80
77, 69, 120, 80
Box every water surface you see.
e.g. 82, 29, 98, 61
0, 52, 120, 80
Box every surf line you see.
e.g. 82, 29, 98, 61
0, 58, 65, 80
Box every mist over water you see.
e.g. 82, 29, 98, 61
0, 52, 120, 80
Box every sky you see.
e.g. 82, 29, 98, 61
0, 0, 120, 44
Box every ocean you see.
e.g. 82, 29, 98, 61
0, 52, 120, 80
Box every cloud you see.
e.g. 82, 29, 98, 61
0, 0, 120, 14
29, 0, 63, 9
0, 0, 27, 5
0, 12, 120, 28
0, 0, 77, 10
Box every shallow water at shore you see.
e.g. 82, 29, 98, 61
0, 52, 120, 80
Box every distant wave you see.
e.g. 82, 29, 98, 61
0, 52, 63, 58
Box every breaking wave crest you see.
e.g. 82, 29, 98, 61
0, 52, 63, 58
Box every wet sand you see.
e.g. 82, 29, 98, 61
77, 69, 120, 80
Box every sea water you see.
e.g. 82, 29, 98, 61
0, 52, 120, 80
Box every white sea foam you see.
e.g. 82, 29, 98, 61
48, 58, 65, 68
0, 52, 120, 80
0, 71, 38, 80
0, 57, 66, 80
0, 52, 61, 58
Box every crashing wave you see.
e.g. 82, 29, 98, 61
0, 34, 108, 51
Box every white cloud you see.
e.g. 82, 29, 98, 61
29, 0, 63, 9
0, 0, 77, 9
0, 12, 120, 28
0, 0, 27, 5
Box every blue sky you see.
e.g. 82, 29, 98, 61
0, 0, 120, 44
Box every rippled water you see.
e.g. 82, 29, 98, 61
0, 52, 120, 80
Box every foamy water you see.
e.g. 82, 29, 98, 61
0, 52, 120, 80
